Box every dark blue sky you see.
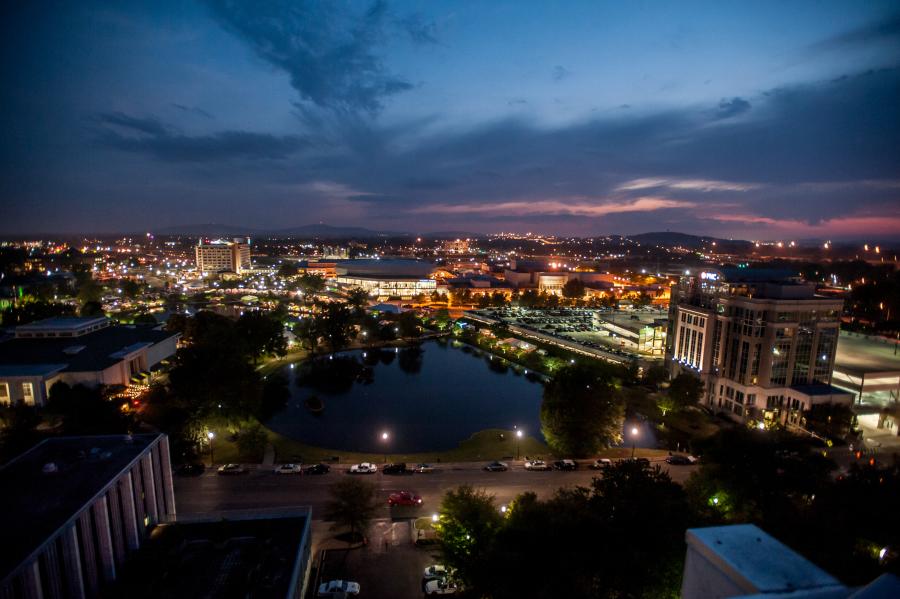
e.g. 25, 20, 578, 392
2, 1, 899, 239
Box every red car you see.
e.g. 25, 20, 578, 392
388, 491, 423, 507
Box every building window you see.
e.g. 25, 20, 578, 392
0, 383, 9, 404
22, 382, 34, 404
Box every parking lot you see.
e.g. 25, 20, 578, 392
315, 520, 438, 598
474, 306, 668, 360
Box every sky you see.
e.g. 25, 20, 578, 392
1, 0, 899, 240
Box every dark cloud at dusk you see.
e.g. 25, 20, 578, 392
1, 1, 899, 239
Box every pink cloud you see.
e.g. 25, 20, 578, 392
413, 196, 695, 217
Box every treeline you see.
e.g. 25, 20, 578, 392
436, 429, 900, 598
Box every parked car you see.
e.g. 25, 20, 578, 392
304, 463, 331, 475
425, 578, 459, 595
383, 462, 411, 475
483, 461, 509, 472
415, 463, 436, 473
175, 463, 205, 476
524, 459, 551, 471
666, 454, 698, 465
388, 491, 423, 506
217, 463, 246, 475
590, 458, 612, 470
626, 457, 651, 466
318, 580, 360, 597
274, 463, 302, 474
553, 459, 578, 471
423, 565, 450, 580
349, 462, 377, 474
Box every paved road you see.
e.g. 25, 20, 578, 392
174, 459, 699, 519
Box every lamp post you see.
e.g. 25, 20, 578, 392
630, 426, 639, 459
381, 431, 390, 463
207, 431, 215, 466
516, 429, 523, 461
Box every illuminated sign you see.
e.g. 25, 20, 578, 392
700, 271, 719, 281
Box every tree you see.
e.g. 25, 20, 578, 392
397, 311, 420, 338
456, 462, 692, 599
643, 361, 669, 389
345, 288, 370, 311
561, 279, 585, 300
235, 422, 268, 461
297, 273, 326, 296
316, 301, 355, 352
1, 300, 75, 326
803, 403, 855, 439
80, 300, 104, 317
433, 308, 452, 331
47, 382, 130, 435
436, 485, 504, 587
277, 262, 299, 278
668, 371, 704, 409
325, 478, 382, 541
133, 312, 158, 325
236, 311, 287, 363
540, 364, 624, 457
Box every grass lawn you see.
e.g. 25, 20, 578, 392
269, 427, 552, 464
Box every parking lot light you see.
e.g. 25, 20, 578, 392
432, 513, 439, 522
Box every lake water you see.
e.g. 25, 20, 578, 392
266, 340, 545, 453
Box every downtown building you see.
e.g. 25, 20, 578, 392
666, 268, 852, 427
194, 237, 251, 274
0, 434, 176, 599
0, 434, 313, 599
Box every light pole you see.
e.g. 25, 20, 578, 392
381, 431, 390, 463
516, 429, 523, 460
207, 431, 215, 466
630, 426, 639, 459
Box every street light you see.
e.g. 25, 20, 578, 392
516, 429, 524, 460
381, 431, 390, 463
630, 426, 639, 459
207, 431, 215, 466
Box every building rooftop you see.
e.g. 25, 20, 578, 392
0, 324, 177, 374
790, 384, 854, 397
687, 525, 842, 595
834, 331, 900, 375
335, 258, 434, 278
15, 316, 110, 337
0, 434, 163, 581
110, 508, 310, 599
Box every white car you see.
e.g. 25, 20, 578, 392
425, 578, 459, 595
524, 459, 551, 471
274, 463, 302, 474
416, 463, 436, 473
318, 580, 360, 597
349, 462, 377, 474
590, 458, 612, 470
423, 564, 449, 580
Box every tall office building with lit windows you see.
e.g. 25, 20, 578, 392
195, 237, 251, 274
665, 268, 850, 426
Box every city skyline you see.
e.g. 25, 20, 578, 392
2, 1, 900, 239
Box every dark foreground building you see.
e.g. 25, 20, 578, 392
0, 434, 176, 598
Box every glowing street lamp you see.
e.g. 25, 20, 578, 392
381, 431, 390, 463
630, 426, 639, 459
516, 429, 524, 460
207, 431, 215, 465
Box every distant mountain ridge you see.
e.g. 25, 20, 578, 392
154, 223, 407, 239
627, 231, 753, 250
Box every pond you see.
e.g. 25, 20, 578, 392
266, 340, 546, 453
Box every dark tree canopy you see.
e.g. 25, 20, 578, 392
668, 371, 704, 409
540, 363, 624, 457
325, 478, 382, 541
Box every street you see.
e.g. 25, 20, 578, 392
174, 459, 699, 518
